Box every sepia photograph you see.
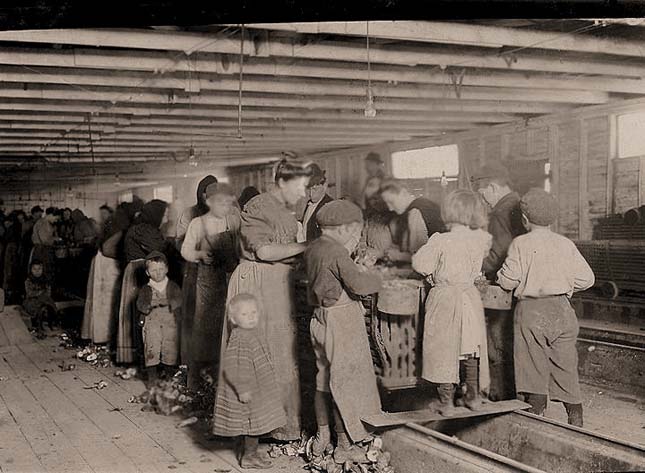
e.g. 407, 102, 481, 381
0, 4, 643, 472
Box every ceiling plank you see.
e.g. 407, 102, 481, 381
241, 21, 645, 58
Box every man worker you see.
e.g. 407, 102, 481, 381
31, 207, 60, 283
472, 161, 527, 401
379, 179, 444, 262
297, 163, 334, 241
362, 152, 388, 217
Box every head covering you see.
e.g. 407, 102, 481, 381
238, 186, 260, 209
316, 200, 363, 227
306, 163, 327, 188
520, 188, 558, 226
365, 152, 383, 164
196, 175, 218, 204
471, 161, 510, 184
140, 199, 167, 228
71, 209, 85, 223
205, 182, 234, 199
31, 205, 43, 215
145, 250, 168, 264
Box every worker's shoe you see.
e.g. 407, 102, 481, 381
564, 403, 583, 428
240, 453, 272, 469
525, 393, 547, 416
464, 358, 485, 411
334, 433, 367, 463
437, 383, 458, 417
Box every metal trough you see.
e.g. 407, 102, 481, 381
382, 411, 645, 473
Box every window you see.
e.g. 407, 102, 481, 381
618, 111, 645, 158
118, 191, 133, 204
391, 144, 459, 179
153, 185, 173, 203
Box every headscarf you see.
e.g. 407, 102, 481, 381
71, 209, 85, 224
238, 186, 260, 210
139, 200, 168, 229
192, 175, 218, 218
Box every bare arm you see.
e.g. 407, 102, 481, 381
256, 242, 306, 262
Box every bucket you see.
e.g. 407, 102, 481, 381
377, 280, 419, 316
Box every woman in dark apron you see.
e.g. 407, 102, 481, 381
181, 182, 239, 389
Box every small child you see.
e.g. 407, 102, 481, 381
23, 260, 57, 338
411, 189, 492, 415
136, 251, 181, 382
497, 188, 594, 427
304, 200, 383, 462
212, 294, 286, 470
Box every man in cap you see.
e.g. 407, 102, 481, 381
472, 161, 526, 401
304, 200, 383, 462
297, 163, 334, 241
497, 188, 594, 426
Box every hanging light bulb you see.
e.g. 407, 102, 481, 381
188, 147, 199, 167
364, 86, 377, 118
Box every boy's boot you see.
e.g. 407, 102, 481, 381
333, 406, 366, 464
145, 366, 158, 385
525, 393, 547, 416
464, 358, 485, 411
311, 391, 332, 457
240, 436, 272, 469
437, 383, 458, 417
564, 403, 583, 428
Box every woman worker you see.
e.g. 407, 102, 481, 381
221, 159, 311, 441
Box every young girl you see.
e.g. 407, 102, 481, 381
412, 189, 492, 415
213, 294, 286, 469
23, 260, 57, 338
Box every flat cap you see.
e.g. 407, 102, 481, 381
365, 152, 383, 163
520, 188, 558, 226
316, 200, 363, 227
471, 161, 510, 183
145, 250, 168, 264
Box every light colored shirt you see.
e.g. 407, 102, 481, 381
497, 228, 595, 299
180, 214, 231, 263
32, 218, 55, 246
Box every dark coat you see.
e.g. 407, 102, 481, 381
298, 194, 334, 241
483, 192, 526, 279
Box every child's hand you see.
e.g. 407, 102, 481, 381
238, 392, 252, 403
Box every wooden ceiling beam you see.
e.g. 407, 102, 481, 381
241, 21, 645, 58
0, 86, 576, 112
0, 67, 614, 104
0, 33, 643, 78
0, 105, 518, 123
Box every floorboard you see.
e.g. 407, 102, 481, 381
0, 393, 46, 473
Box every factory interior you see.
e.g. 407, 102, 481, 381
0, 15, 644, 473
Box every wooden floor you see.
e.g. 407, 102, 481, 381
0, 306, 643, 473
0, 332, 308, 473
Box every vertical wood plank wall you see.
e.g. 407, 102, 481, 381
228, 107, 645, 242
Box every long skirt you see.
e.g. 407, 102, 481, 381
81, 251, 122, 345
116, 259, 147, 364
188, 263, 227, 389
422, 284, 490, 393
3, 242, 20, 303
223, 260, 302, 441
514, 296, 581, 404
180, 262, 198, 366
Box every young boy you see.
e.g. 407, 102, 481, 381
304, 200, 383, 462
497, 188, 594, 427
23, 260, 57, 338
136, 251, 182, 382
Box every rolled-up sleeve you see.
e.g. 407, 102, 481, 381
180, 218, 202, 263
411, 233, 441, 277
241, 210, 274, 254
571, 244, 595, 292
496, 239, 522, 291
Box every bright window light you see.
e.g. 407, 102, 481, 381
391, 144, 459, 179
618, 112, 645, 158
153, 185, 173, 203
118, 191, 133, 203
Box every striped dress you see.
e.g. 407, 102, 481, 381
213, 327, 286, 437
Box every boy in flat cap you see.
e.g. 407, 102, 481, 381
304, 200, 383, 463
497, 188, 594, 427
136, 251, 182, 383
